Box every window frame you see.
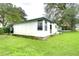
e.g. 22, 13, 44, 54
37, 20, 43, 30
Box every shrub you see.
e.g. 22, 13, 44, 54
3, 24, 13, 33
0, 28, 4, 34
3, 27, 10, 33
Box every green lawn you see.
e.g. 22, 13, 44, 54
0, 32, 79, 56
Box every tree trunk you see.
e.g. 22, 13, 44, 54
1, 15, 5, 27
71, 19, 75, 31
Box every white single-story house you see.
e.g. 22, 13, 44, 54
13, 17, 59, 37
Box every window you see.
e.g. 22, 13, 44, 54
38, 20, 43, 30
45, 21, 47, 31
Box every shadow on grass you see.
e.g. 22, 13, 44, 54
12, 34, 48, 40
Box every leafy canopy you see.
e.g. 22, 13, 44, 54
0, 3, 27, 26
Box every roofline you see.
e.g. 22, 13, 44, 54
26, 17, 53, 23
14, 17, 53, 25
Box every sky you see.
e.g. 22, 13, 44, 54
0, 0, 48, 19
0, 0, 79, 19
12, 3, 45, 19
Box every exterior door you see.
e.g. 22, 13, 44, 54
50, 24, 52, 33
10, 26, 14, 33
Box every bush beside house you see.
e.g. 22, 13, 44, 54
0, 28, 4, 34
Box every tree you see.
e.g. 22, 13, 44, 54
62, 6, 78, 30
44, 3, 66, 21
0, 3, 27, 27
45, 3, 79, 31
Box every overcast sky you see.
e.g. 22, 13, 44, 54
0, 0, 79, 19
12, 3, 45, 19
0, 0, 48, 19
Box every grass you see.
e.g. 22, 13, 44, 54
0, 32, 79, 55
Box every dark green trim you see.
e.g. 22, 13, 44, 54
26, 17, 53, 23
14, 17, 53, 25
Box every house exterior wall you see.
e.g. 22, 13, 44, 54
13, 20, 58, 37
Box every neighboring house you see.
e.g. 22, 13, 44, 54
13, 17, 58, 37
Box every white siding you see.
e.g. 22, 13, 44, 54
13, 20, 58, 37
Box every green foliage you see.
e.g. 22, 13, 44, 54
61, 7, 77, 30
0, 26, 10, 34
61, 26, 71, 30
3, 24, 13, 33
45, 3, 66, 20
45, 3, 79, 30
0, 28, 4, 34
3, 27, 10, 33
0, 3, 27, 26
